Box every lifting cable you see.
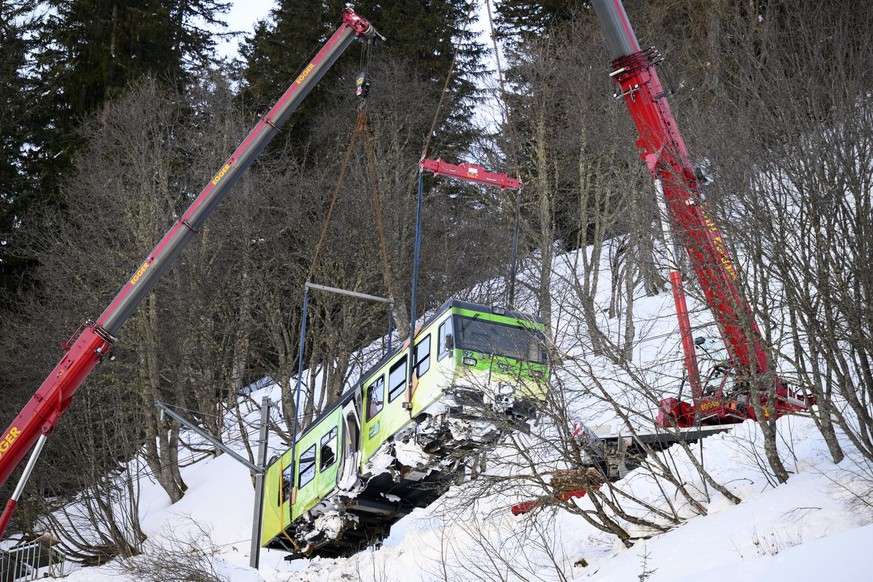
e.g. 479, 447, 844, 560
291, 106, 395, 490
403, 3, 474, 412
484, 0, 521, 174
282, 17, 400, 548
306, 110, 370, 281
305, 38, 394, 297
419, 4, 472, 162
363, 121, 396, 300
302, 108, 396, 328
484, 0, 525, 306
287, 35, 395, 515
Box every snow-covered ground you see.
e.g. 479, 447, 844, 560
44, 395, 873, 582
33, 244, 873, 581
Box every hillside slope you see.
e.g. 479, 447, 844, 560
42, 247, 873, 582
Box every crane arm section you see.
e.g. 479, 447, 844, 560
591, 0, 769, 385
0, 9, 375, 503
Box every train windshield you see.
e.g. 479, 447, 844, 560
454, 315, 547, 363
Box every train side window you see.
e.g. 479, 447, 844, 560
388, 357, 407, 402
281, 462, 294, 504
297, 444, 316, 489
414, 334, 431, 377
438, 319, 453, 361
320, 426, 338, 471
367, 377, 384, 421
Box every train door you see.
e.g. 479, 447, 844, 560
408, 333, 436, 414
361, 373, 386, 463
338, 398, 361, 489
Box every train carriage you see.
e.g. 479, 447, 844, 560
261, 299, 549, 558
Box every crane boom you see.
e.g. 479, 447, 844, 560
0, 8, 375, 536
590, 0, 807, 425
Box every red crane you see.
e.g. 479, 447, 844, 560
0, 8, 377, 537
512, 1, 814, 517
590, 0, 810, 427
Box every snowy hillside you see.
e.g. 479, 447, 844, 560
44, 402, 873, 582
38, 246, 873, 582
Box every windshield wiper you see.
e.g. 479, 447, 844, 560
459, 313, 480, 335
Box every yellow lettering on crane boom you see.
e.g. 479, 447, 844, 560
130, 261, 150, 285
296, 63, 315, 85
0, 427, 21, 459
211, 163, 231, 186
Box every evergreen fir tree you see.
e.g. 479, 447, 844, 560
236, 0, 341, 156
493, 0, 577, 45
239, 0, 338, 107
354, 0, 486, 156
24, 0, 230, 248
240, 0, 485, 159
0, 0, 35, 304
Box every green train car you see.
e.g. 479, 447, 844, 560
261, 299, 549, 559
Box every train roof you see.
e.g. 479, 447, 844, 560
442, 298, 544, 325
351, 298, 544, 388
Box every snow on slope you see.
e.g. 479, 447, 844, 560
48, 408, 873, 581
44, 245, 873, 581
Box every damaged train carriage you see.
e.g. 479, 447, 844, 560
261, 299, 550, 558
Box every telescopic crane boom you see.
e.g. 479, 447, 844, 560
590, 0, 809, 426
514, 3, 813, 514
0, 8, 376, 537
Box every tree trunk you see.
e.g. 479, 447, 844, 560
534, 115, 553, 331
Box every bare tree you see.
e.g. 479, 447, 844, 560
118, 519, 228, 582
39, 379, 147, 564
696, 0, 872, 468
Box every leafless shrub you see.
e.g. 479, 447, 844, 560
426, 505, 573, 582
39, 385, 147, 566
750, 524, 804, 557
117, 519, 227, 582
